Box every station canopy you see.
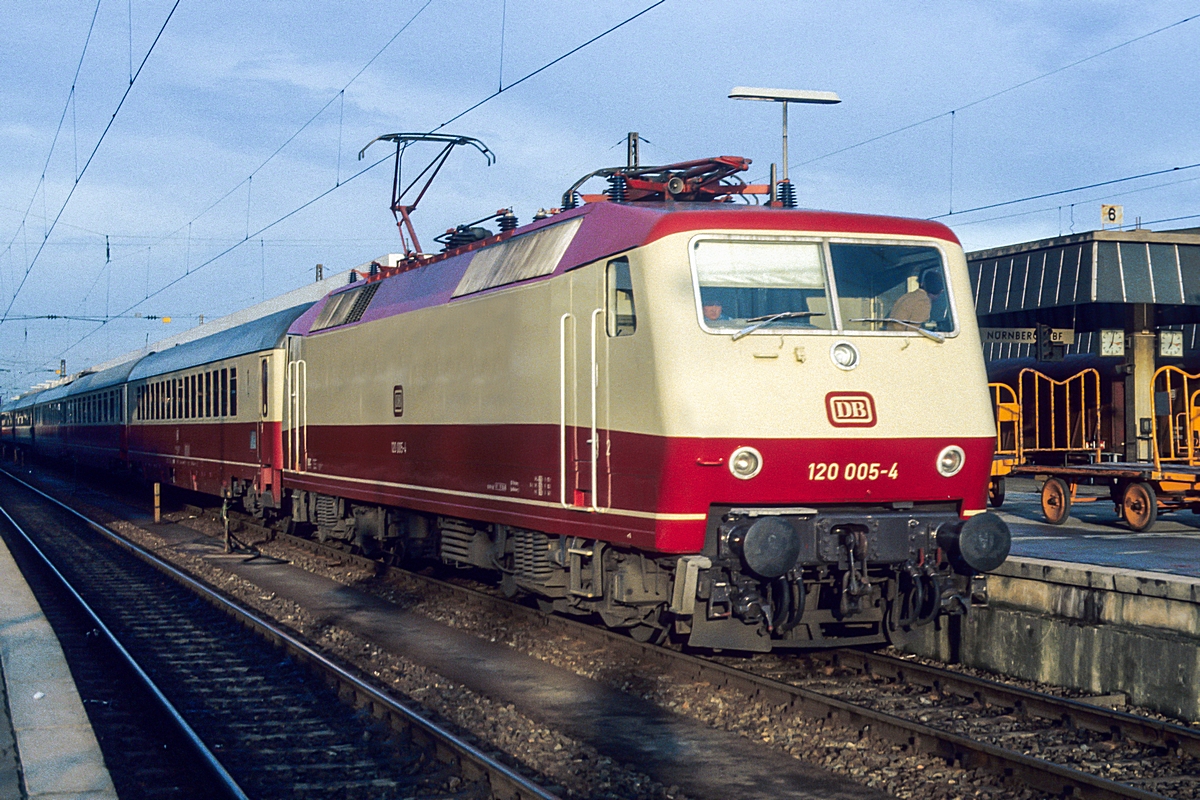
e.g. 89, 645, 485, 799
968, 228, 1200, 360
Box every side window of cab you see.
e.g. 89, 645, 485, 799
606, 256, 636, 337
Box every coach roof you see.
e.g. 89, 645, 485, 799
67, 358, 144, 396
129, 303, 312, 381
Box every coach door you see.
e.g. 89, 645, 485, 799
285, 337, 307, 473
561, 263, 613, 512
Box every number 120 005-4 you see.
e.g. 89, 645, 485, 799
808, 462, 898, 481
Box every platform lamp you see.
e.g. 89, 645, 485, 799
729, 87, 840, 208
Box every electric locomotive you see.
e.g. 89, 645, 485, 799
0, 141, 1010, 651
279, 141, 1011, 651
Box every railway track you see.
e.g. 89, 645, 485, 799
267, 524, 1199, 799
0, 470, 558, 800
8, 465, 1199, 799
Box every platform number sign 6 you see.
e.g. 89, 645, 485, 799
1101, 204, 1123, 226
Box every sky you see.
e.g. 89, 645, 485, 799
1, 0, 1198, 396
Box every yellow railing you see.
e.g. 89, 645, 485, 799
1151, 365, 1200, 469
989, 382, 1020, 463
1016, 368, 1102, 461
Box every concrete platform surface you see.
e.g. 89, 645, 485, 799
997, 481, 1200, 578
0, 530, 118, 800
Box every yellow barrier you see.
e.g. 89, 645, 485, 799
1016, 368, 1102, 462
988, 382, 1019, 477
1151, 365, 1200, 470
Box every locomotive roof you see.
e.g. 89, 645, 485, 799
129, 303, 312, 381
290, 202, 959, 336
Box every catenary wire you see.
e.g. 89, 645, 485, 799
929, 160, 1200, 219
800, 11, 1200, 168
42, 0, 671, 376
0, 1, 181, 327
1, 1, 104, 261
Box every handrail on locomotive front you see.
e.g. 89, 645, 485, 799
1015, 368, 1102, 462
1150, 365, 1200, 471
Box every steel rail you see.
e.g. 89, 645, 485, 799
817, 648, 1200, 759
262, 525, 1179, 800
0, 502, 251, 800
0, 469, 560, 800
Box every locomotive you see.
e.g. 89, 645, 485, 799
1, 142, 1010, 651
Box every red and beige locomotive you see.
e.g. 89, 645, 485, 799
0, 142, 1009, 651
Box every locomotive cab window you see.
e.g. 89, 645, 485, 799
691, 238, 833, 332
606, 257, 636, 336
831, 243, 954, 334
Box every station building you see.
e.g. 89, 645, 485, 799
967, 227, 1200, 462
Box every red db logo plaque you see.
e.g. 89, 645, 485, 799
825, 392, 876, 428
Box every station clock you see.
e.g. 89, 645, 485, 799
1099, 329, 1124, 357
1159, 329, 1184, 358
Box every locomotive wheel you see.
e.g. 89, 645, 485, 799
1040, 478, 1071, 525
989, 477, 1006, 508
1122, 482, 1158, 532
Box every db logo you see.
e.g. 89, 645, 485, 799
825, 392, 876, 427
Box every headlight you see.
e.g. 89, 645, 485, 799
937, 445, 965, 477
729, 446, 763, 480
830, 341, 859, 370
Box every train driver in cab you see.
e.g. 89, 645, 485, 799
886, 268, 947, 331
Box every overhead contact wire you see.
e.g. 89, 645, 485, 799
930, 160, 1200, 219
801, 11, 1200, 168
47, 0, 669, 369
1, 0, 181, 326
1, 0, 104, 262
435, 0, 667, 131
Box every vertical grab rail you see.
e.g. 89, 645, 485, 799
590, 308, 603, 513
286, 360, 307, 472
559, 313, 573, 508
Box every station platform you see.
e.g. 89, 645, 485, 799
0, 533, 117, 799
997, 478, 1200, 578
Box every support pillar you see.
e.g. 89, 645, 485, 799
1124, 304, 1156, 462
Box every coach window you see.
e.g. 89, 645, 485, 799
220, 369, 228, 417
229, 368, 238, 417
261, 358, 269, 418
606, 256, 636, 337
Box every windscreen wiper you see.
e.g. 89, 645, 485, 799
850, 317, 945, 343
731, 311, 825, 341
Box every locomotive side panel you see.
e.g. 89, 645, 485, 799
284, 253, 669, 548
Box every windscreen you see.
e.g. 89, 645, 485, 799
692, 239, 833, 331
691, 238, 952, 334
830, 243, 952, 333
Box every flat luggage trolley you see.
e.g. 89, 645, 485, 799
1000, 365, 1200, 531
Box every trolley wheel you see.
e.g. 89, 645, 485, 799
1040, 477, 1072, 525
989, 477, 1007, 508
1122, 482, 1158, 532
